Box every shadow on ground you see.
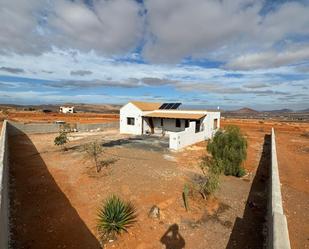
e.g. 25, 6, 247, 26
225, 134, 270, 249
160, 224, 185, 249
102, 135, 169, 152
8, 125, 101, 249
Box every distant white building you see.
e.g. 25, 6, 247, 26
120, 101, 220, 150
59, 106, 74, 114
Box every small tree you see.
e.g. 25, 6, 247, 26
54, 131, 69, 151
207, 125, 247, 177
84, 141, 103, 173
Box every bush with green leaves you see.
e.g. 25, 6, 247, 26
201, 172, 220, 196
54, 131, 69, 150
97, 195, 137, 241
207, 125, 247, 177
199, 160, 220, 198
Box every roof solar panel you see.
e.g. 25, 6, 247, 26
159, 102, 182, 109
159, 103, 169, 109
165, 103, 174, 109
170, 103, 181, 109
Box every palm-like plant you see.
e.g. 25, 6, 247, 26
97, 195, 137, 240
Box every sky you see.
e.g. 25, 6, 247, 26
0, 0, 308, 110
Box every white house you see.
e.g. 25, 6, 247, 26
120, 101, 220, 150
59, 106, 74, 114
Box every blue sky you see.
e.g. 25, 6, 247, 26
0, 0, 308, 110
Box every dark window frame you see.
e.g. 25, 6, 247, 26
127, 117, 135, 125
160, 118, 164, 126
195, 120, 201, 133
214, 118, 218, 129
176, 119, 181, 128
185, 120, 189, 128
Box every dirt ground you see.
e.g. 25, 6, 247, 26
9, 120, 269, 249
222, 119, 309, 249
276, 131, 309, 249
6, 111, 119, 124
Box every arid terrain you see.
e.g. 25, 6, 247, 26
5, 116, 309, 249
222, 119, 309, 249
3, 111, 119, 124
8, 119, 269, 249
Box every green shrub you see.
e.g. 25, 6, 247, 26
54, 131, 69, 150
97, 195, 137, 241
200, 156, 223, 175
200, 172, 220, 196
207, 125, 247, 177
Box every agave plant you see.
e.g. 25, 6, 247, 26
97, 195, 137, 240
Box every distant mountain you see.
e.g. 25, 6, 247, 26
298, 108, 309, 113
226, 107, 259, 114
265, 108, 294, 113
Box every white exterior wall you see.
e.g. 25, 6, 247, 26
60, 106, 74, 113
204, 111, 221, 137
169, 111, 220, 150
120, 103, 143, 135
143, 118, 186, 135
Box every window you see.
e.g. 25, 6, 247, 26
214, 118, 218, 129
160, 118, 164, 126
195, 120, 201, 133
127, 117, 135, 125
185, 120, 189, 128
176, 119, 181, 128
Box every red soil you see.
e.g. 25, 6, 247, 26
222, 119, 309, 249
7, 111, 119, 124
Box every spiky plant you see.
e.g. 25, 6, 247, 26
183, 184, 190, 211
97, 195, 137, 241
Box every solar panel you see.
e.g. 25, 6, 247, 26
165, 103, 175, 109
170, 103, 181, 109
159, 102, 182, 110
159, 103, 169, 109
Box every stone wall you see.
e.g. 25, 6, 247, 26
269, 128, 291, 249
8, 121, 119, 135
0, 121, 9, 249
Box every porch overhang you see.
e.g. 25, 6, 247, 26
143, 112, 206, 120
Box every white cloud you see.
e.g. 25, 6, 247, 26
0, 0, 144, 55
48, 0, 144, 54
0, 0, 48, 54
142, 0, 259, 62
142, 0, 309, 63
0, 0, 308, 70
226, 45, 309, 70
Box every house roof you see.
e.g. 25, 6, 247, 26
130, 101, 162, 111
144, 112, 206, 120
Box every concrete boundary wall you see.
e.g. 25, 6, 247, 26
8, 121, 119, 135
0, 121, 9, 249
269, 128, 291, 249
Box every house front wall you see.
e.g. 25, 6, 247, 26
142, 117, 186, 135
169, 112, 221, 150
120, 103, 143, 135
